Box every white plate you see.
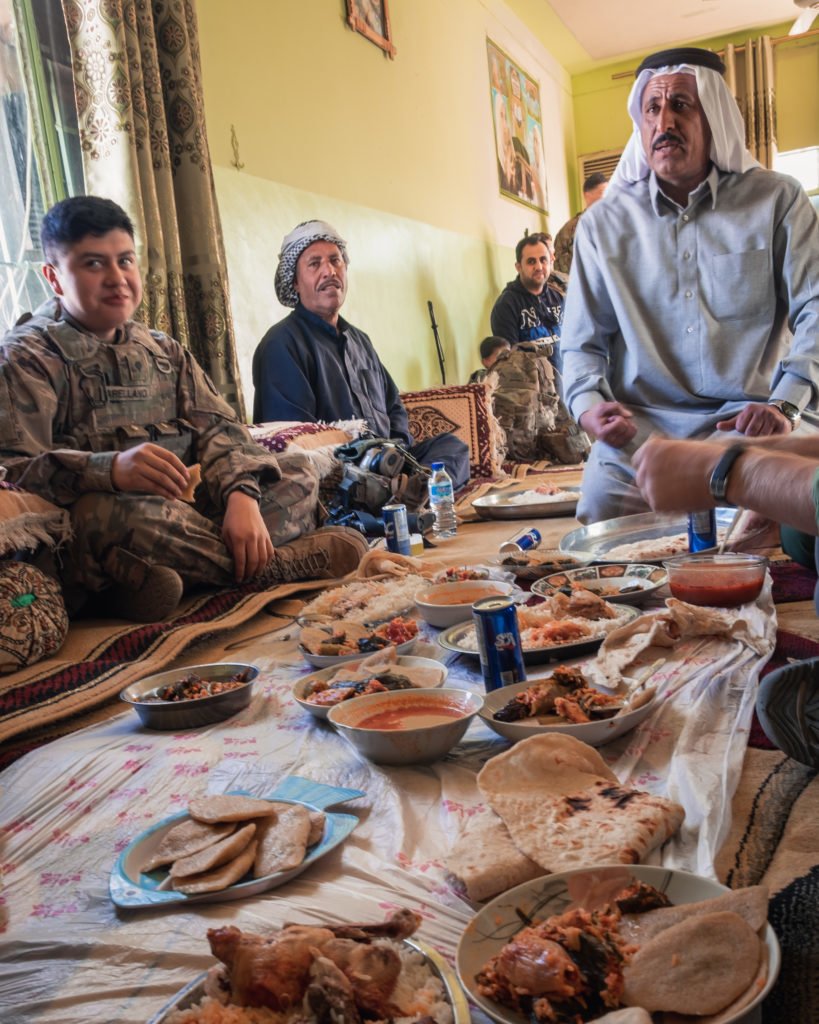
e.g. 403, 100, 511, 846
479, 674, 659, 746
293, 655, 449, 720
299, 635, 417, 669
472, 486, 580, 520
438, 605, 639, 665
109, 777, 363, 909
456, 864, 780, 1024
531, 563, 668, 605
147, 937, 472, 1024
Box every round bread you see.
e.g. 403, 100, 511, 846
622, 910, 762, 1015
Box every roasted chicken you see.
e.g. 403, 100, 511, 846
206, 908, 422, 1017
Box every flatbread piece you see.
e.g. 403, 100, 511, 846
477, 734, 684, 873
189, 795, 278, 823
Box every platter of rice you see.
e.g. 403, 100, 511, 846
438, 595, 638, 665
299, 576, 430, 626
560, 509, 735, 565
472, 484, 580, 520
149, 910, 470, 1024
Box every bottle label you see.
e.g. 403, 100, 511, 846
429, 482, 453, 503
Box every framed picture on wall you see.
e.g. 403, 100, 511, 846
487, 38, 548, 213
346, 0, 396, 59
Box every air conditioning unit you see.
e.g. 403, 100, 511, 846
578, 149, 623, 183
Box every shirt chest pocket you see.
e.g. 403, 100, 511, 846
707, 249, 771, 321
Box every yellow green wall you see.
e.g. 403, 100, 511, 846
197, 0, 577, 410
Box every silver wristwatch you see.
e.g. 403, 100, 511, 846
767, 399, 801, 430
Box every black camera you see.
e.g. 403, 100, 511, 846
335, 438, 405, 479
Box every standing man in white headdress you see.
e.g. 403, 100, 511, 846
561, 47, 819, 524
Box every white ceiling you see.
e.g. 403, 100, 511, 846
547, 0, 800, 61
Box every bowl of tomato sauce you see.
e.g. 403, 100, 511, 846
663, 553, 768, 608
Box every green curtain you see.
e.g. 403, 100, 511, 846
724, 37, 777, 169
61, 0, 245, 417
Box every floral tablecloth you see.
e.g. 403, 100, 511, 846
0, 582, 776, 1024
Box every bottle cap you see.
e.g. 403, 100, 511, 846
431, 462, 444, 471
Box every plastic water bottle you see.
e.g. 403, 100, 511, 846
428, 462, 457, 539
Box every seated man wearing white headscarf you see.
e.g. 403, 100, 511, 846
253, 220, 470, 488
561, 46, 819, 524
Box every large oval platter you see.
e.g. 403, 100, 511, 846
479, 675, 659, 746
147, 937, 471, 1024
560, 508, 736, 565
531, 563, 668, 605
472, 486, 580, 520
110, 780, 364, 909
456, 864, 780, 1024
437, 605, 639, 665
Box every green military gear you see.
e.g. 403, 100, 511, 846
490, 343, 590, 465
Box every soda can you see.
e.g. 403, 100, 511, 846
383, 503, 411, 556
472, 596, 527, 692
499, 527, 543, 555
688, 510, 717, 552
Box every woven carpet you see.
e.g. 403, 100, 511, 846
0, 577, 323, 769
718, 628, 819, 1022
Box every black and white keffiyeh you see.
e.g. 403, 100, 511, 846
274, 220, 349, 307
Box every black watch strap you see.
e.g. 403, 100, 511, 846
229, 483, 261, 504
708, 444, 746, 504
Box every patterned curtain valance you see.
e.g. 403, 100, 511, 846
62, 0, 245, 417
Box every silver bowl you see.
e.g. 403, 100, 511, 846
119, 662, 258, 730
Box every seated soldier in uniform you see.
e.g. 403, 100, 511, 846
0, 196, 367, 622
468, 336, 511, 383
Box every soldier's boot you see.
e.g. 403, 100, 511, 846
264, 526, 369, 583
103, 546, 184, 623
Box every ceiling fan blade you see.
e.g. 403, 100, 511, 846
788, 7, 818, 35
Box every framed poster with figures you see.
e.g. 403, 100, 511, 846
487, 38, 548, 213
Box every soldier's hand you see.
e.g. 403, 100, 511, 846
716, 402, 791, 437
223, 491, 274, 581
111, 443, 190, 498
579, 402, 637, 448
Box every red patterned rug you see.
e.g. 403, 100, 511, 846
0, 577, 321, 770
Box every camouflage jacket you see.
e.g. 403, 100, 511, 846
553, 212, 581, 275
0, 299, 281, 507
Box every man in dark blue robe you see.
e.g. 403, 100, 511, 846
252, 220, 469, 488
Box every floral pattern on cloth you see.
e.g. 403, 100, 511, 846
401, 382, 506, 479
0, 562, 68, 674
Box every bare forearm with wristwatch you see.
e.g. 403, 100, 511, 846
634, 436, 819, 536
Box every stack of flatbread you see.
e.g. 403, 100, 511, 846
446, 735, 684, 902
585, 597, 769, 691
140, 795, 325, 895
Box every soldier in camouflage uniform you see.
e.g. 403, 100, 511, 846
552, 172, 608, 275
0, 197, 367, 621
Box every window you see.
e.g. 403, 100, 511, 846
774, 146, 819, 214
0, 0, 82, 328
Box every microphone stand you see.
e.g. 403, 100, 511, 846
427, 300, 447, 385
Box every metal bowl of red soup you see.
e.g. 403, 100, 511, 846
663, 553, 768, 608
327, 687, 484, 765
